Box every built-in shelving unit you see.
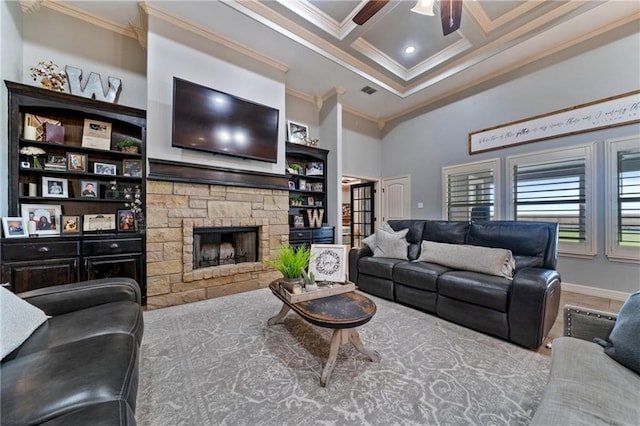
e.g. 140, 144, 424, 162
285, 142, 334, 247
1, 81, 147, 301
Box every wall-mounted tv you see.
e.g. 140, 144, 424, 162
171, 77, 279, 163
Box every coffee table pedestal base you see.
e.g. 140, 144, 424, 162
321, 328, 380, 387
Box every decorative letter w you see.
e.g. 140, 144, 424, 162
65, 66, 122, 103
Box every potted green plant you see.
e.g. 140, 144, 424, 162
264, 245, 311, 292
290, 163, 303, 174
115, 139, 141, 153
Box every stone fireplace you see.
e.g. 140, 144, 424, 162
145, 160, 289, 309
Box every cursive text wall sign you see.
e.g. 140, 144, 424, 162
469, 91, 640, 155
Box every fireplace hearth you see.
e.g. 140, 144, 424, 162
193, 226, 259, 269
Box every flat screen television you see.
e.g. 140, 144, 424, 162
171, 77, 279, 163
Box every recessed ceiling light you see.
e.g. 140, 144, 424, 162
404, 45, 416, 54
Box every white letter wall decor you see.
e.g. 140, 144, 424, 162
65, 65, 121, 103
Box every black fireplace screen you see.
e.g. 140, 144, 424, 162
193, 226, 259, 269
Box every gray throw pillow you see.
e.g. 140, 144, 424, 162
373, 227, 409, 260
361, 222, 394, 252
604, 291, 640, 374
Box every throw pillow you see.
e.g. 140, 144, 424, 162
417, 241, 515, 279
604, 291, 640, 374
361, 221, 394, 252
373, 227, 409, 260
0, 286, 49, 359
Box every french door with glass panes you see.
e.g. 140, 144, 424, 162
351, 182, 375, 248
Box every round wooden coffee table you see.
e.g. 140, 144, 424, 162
267, 280, 381, 387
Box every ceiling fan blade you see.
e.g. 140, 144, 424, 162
353, 0, 389, 25
440, 0, 462, 36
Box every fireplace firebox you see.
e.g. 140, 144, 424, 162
193, 226, 259, 269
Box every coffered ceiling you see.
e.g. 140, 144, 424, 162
20, 1, 640, 128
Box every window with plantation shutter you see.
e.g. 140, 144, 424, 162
606, 136, 640, 262
442, 159, 500, 221
507, 144, 596, 257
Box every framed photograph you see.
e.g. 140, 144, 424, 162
293, 214, 305, 228
122, 159, 142, 177
306, 162, 324, 176
21, 204, 62, 236
61, 214, 81, 235
288, 181, 296, 190
94, 162, 117, 175
2, 217, 29, 238
117, 209, 135, 232
42, 176, 68, 198
287, 120, 309, 144
307, 196, 315, 206
310, 244, 348, 283
67, 152, 87, 172
81, 118, 112, 150
44, 155, 66, 171
83, 213, 116, 232
80, 180, 98, 198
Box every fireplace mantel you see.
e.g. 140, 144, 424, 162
148, 158, 289, 190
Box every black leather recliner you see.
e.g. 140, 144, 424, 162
1, 278, 144, 425
349, 220, 561, 349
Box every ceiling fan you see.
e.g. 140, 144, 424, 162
353, 0, 462, 36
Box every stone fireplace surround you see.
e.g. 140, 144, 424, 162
145, 159, 290, 309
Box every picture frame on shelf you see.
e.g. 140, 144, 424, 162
80, 180, 98, 198
44, 155, 66, 171
21, 203, 62, 236
2, 217, 29, 238
81, 118, 112, 150
82, 213, 116, 232
42, 176, 68, 198
293, 215, 305, 228
288, 181, 296, 190
309, 244, 348, 283
117, 209, 136, 232
287, 120, 309, 144
307, 196, 315, 206
305, 162, 323, 176
94, 162, 117, 175
122, 159, 142, 177
67, 152, 87, 172
61, 214, 81, 235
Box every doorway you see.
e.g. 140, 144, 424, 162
342, 176, 378, 249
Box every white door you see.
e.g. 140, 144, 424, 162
382, 175, 411, 221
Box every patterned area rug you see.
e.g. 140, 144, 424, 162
136, 288, 550, 425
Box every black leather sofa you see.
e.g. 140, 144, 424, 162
349, 220, 561, 349
1, 278, 144, 425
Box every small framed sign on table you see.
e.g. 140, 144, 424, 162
310, 244, 348, 283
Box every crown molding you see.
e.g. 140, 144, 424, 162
38, 0, 138, 39
20, 0, 42, 14
142, 3, 289, 74
465, 0, 542, 37
274, 0, 361, 40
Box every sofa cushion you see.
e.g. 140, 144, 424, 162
417, 241, 515, 279
531, 336, 640, 425
387, 220, 425, 244
422, 220, 469, 244
437, 270, 513, 312
358, 256, 404, 280
393, 261, 450, 292
1, 333, 139, 425
39, 401, 136, 426
373, 227, 409, 260
467, 221, 550, 267
604, 291, 640, 374
6, 300, 143, 359
0, 286, 49, 359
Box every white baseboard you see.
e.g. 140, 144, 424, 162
561, 282, 632, 301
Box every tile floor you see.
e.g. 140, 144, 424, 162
536, 290, 625, 355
